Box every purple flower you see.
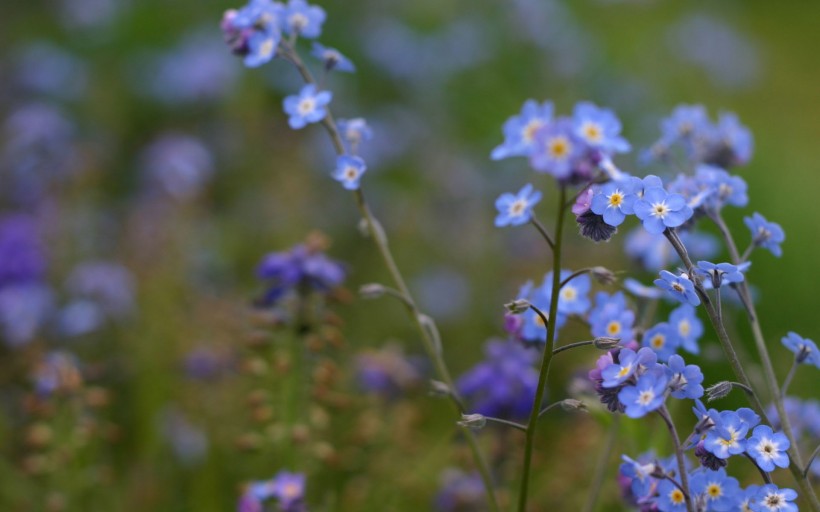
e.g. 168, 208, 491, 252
434, 469, 486, 512
0, 214, 47, 287
355, 345, 422, 397
256, 243, 345, 305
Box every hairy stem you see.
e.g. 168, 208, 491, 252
518, 186, 567, 512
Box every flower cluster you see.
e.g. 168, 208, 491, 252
256, 238, 345, 306
238, 471, 306, 512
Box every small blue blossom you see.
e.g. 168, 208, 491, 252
744, 213, 785, 257
656, 478, 688, 512
221, 0, 282, 68
624, 228, 719, 272
618, 369, 669, 418
703, 410, 752, 459
746, 425, 790, 472
781, 332, 820, 368
244, 31, 280, 67
633, 181, 694, 234
332, 155, 367, 190
601, 346, 657, 388
32, 351, 81, 396
655, 271, 700, 306
665, 354, 704, 399
589, 291, 636, 342
696, 260, 745, 289
660, 104, 711, 145
642, 322, 681, 362
311, 42, 355, 72
690, 467, 741, 511
282, 0, 325, 38
529, 118, 582, 180
547, 269, 590, 315
715, 112, 754, 167
749, 484, 798, 512
572, 101, 631, 154
494, 183, 542, 227
516, 283, 567, 342
590, 177, 640, 227
619, 454, 658, 503
434, 469, 486, 512
694, 164, 748, 210
271, 471, 306, 510
283, 83, 332, 129
740, 485, 761, 512
491, 100, 553, 160
336, 118, 372, 151
256, 242, 345, 305
669, 304, 703, 355
623, 277, 663, 299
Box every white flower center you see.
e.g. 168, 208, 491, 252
521, 120, 544, 142
259, 38, 276, 58
509, 199, 527, 217
289, 13, 309, 31
298, 98, 316, 115
678, 320, 690, 337
637, 389, 655, 406
344, 167, 359, 181
764, 493, 785, 510
582, 122, 603, 142
560, 287, 577, 301
650, 201, 669, 219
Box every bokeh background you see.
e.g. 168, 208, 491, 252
0, 0, 818, 510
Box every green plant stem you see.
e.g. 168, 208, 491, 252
529, 216, 555, 249
581, 416, 619, 512
482, 417, 528, 432
744, 453, 773, 485
552, 340, 595, 355
658, 406, 694, 512
805, 444, 820, 479
278, 40, 500, 511
517, 186, 567, 512
708, 211, 820, 510
781, 359, 799, 398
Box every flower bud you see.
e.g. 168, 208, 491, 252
457, 413, 486, 430
591, 266, 617, 285
560, 399, 587, 412
706, 381, 733, 402
359, 283, 387, 299
429, 380, 450, 398
594, 337, 621, 350
505, 299, 531, 315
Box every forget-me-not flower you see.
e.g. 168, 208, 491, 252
311, 42, 355, 72
572, 101, 631, 154
332, 155, 366, 190
749, 484, 798, 512
282, 0, 325, 38
494, 183, 542, 227
283, 83, 331, 129
491, 100, 553, 160
642, 322, 681, 362
529, 118, 582, 179
746, 425, 790, 472
669, 304, 703, 354
781, 331, 820, 368
744, 213, 785, 257
590, 177, 640, 227
655, 271, 700, 306
618, 370, 669, 418
633, 181, 694, 234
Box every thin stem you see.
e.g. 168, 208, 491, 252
482, 417, 528, 433
581, 416, 619, 512
530, 216, 555, 249
518, 186, 567, 512
559, 268, 593, 290
658, 406, 694, 512
279, 41, 500, 511
658, 474, 690, 501
781, 358, 799, 398
741, 243, 754, 263
552, 340, 594, 355
709, 211, 819, 510
804, 444, 820, 479
744, 452, 773, 485
537, 401, 564, 419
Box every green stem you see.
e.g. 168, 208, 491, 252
529, 216, 555, 250
658, 406, 694, 512
517, 186, 567, 512
708, 211, 820, 511
781, 358, 799, 398
278, 41, 500, 511
581, 416, 619, 512
551, 340, 595, 355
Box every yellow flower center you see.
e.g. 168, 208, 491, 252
670, 489, 685, 504
583, 122, 603, 142
548, 137, 570, 158
607, 321, 622, 336
707, 483, 722, 498
651, 335, 665, 348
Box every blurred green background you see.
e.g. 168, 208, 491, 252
0, 0, 818, 510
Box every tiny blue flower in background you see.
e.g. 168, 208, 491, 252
283, 83, 332, 129
601, 346, 657, 388
282, 0, 326, 38
572, 101, 631, 154
781, 331, 820, 368
669, 304, 703, 354
623, 277, 664, 299
494, 183, 542, 227
517, 284, 567, 342
590, 291, 636, 342
491, 99, 553, 160
696, 260, 745, 289
618, 369, 668, 418
655, 271, 700, 306
257, 242, 345, 306
434, 469, 485, 512
590, 178, 640, 227
244, 31, 280, 67
716, 111, 754, 167
332, 155, 367, 190
529, 118, 582, 179
311, 42, 355, 72
633, 182, 694, 234
660, 104, 710, 144
740, 485, 761, 512
624, 228, 719, 272
746, 425, 790, 472
619, 454, 657, 503
32, 351, 81, 396
694, 164, 748, 210
642, 322, 681, 362
547, 269, 590, 315
665, 354, 704, 399
744, 212, 785, 257
221, 0, 282, 68
0, 285, 53, 347
689, 467, 741, 511
271, 471, 306, 511
704, 410, 752, 459
750, 484, 798, 512
337, 118, 372, 151
656, 478, 688, 512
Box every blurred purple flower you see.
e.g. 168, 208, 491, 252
435, 469, 487, 512
139, 132, 215, 200
257, 243, 345, 306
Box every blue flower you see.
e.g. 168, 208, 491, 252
746, 425, 790, 472
244, 31, 280, 68
547, 269, 590, 315
283, 84, 332, 129
655, 271, 700, 306
572, 101, 631, 154
590, 177, 640, 227
739, 485, 761, 512
703, 410, 752, 459
618, 369, 669, 418
494, 183, 542, 227
693, 164, 748, 210
656, 478, 688, 512
642, 322, 681, 362
660, 104, 711, 144
665, 354, 704, 399
624, 228, 718, 272
633, 182, 694, 234
601, 346, 657, 388
282, 0, 325, 38
336, 118, 372, 151
271, 471, 306, 510
311, 42, 355, 72
619, 454, 658, 503
781, 332, 820, 368
590, 291, 636, 342
434, 469, 486, 512
696, 260, 745, 288
749, 484, 798, 512
517, 283, 566, 342
623, 278, 663, 299
256, 243, 345, 305
744, 213, 785, 257
221, 0, 282, 67
529, 118, 582, 179
690, 467, 741, 511
456, 340, 539, 419
331, 155, 367, 190
715, 112, 754, 167
491, 100, 553, 160
668, 304, 703, 354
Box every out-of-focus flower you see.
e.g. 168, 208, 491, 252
140, 133, 215, 200
256, 242, 345, 306
32, 351, 82, 396
311, 43, 355, 72
283, 84, 332, 129
494, 183, 542, 227
355, 345, 423, 397
434, 469, 487, 512
744, 213, 785, 258
331, 155, 366, 190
